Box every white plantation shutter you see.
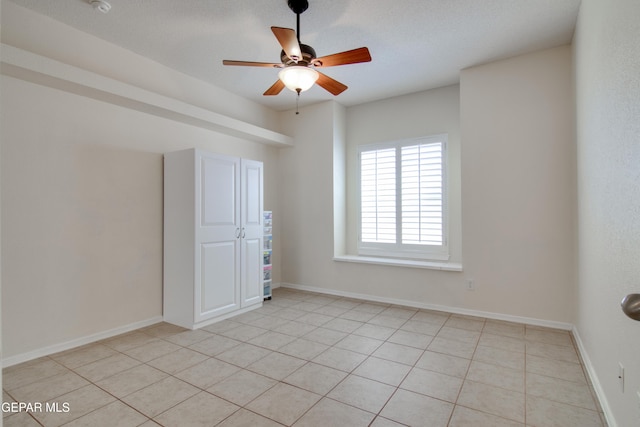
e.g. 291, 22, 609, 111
358, 135, 448, 260
401, 142, 443, 245
360, 148, 396, 243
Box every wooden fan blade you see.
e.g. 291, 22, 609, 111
222, 60, 282, 68
313, 47, 371, 67
271, 27, 302, 62
316, 72, 348, 96
263, 80, 285, 96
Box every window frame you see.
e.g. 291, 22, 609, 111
357, 134, 450, 261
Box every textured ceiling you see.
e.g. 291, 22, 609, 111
6, 0, 581, 111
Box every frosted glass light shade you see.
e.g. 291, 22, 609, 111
278, 66, 319, 93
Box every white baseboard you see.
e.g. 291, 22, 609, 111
280, 282, 574, 330
2, 316, 164, 368
572, 326, 617, 427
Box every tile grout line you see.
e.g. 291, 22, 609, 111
3, 288, 606, 427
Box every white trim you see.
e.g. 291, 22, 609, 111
333, 255, 462, 271
0, 44, 293, 147
279, 282, 572, 330
572, 326, 618, 427
2, 316, 163, 368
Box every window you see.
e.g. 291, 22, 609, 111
358, 135, 448, 261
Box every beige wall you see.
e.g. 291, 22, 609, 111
1, 77, 164, 358
278, 101, 337, 290
279, 45, 576, 324
1, 5, 282, 361
574, 0, 640, 425
1, 0, 4, 415
460, 45, 576, 323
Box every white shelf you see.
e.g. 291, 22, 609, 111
263, 211, 273, 300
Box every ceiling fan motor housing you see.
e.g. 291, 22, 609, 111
280, 44, 317, 66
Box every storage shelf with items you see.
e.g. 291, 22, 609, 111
263, 211, 273, 300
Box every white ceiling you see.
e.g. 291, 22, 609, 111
6, 0, 581, 111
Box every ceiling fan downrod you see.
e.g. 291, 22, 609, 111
287, 0, 308, 42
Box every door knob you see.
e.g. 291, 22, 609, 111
621, 294, 640, 321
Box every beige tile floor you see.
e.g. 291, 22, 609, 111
2, 288, 607, 427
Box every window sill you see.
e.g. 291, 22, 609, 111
333, 255, 463, 271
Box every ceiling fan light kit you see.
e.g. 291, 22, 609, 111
222, 0, 371, 109
278, 66, 319, 93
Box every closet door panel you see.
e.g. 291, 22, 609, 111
195, 153, 241, 322
243, 161, 263, 227
241, 236, 262, 307
201, 156, 237, 227
240, 159, 264, 307
198, 242, 238, 320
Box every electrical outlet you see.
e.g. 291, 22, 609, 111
466, 279, 475, 291
618, 362, 625, 393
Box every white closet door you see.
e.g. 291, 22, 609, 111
240, 159, 264, 307
195, 153, 241, 321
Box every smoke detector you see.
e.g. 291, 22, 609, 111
91, 0, 111, 14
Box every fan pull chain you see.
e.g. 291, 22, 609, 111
296, 88, 301, 115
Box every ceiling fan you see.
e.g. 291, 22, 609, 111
222, 0, 371, 98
